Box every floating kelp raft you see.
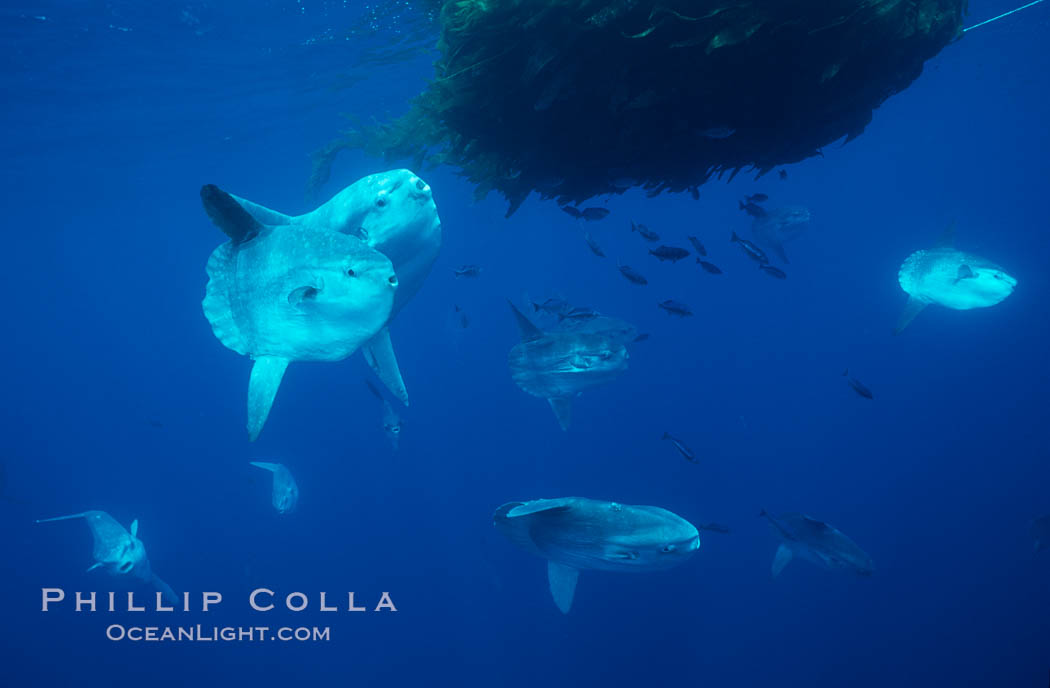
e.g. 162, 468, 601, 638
315, 0, 966, 214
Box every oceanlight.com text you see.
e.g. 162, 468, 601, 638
105, 624, 331, 642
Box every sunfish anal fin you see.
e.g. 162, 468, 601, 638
547, 561, 579, 614
363, 327, 409, 405
548, 397, 572, 431
151, 574, 179, 606
893, 296, 928, 336
772, 543, 793, 577
247, 357, 290, 441
200, 184, 263, 245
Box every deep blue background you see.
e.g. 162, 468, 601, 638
1, 1, 1048, 685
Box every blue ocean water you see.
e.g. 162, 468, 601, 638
1, 1, 1048, 685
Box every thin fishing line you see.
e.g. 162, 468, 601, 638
963, 0, 1046, 32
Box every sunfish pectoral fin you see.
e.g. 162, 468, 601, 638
287, 285, 320, 307
955, 264, 975, 282
772, 544, 793, 577
151, 574, 179, 606
362, 327, 409, 405
893, 296, 928, 335
547, 397, 572, 431
247, 357, 290, 442
547, 561, 579, 614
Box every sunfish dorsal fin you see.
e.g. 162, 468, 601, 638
772, 544, 793, 577
86, 562, 103, 573
548, 397, 572, 431
249, 461, 281, 473
547, 561, 579, 614
36, 512, 90, 524
362, 327, 409, 405
935, 220, 956, 248
129, 519, 138, 537
247, 357, 290, 441
229, 193, 294, 227
200, 184, 264, 244
507, 301, 545, 341
506, 499, 573, 519
893, 296, 928, 335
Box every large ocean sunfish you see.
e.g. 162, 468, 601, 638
760, 509, 873, 577
895, 222, 1016, 334
507, 302, 628, 430
221, 170, 441, 405
201, 185, 398, 440
37, 510, 178, 604
494, 497, 700, 613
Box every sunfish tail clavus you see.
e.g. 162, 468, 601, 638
894, 222, 1016, 334
208, 170, 441, 406
494, 497, 700, 613
201, 184, 399, 440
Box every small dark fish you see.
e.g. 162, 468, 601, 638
454, 304, 469, 329
658, 300, 692, 317
532, 297, 570, 315
581, 207, 610, 221
649, 245, 690, 262
730, 232, 769, 264
630, 221, 660, 242
632, 333, 650, 342
453, 265, 482, 278
583, 232, 605, 257
561, 206, 582, 219
698, 523, 730, 534
696, 259, 723, 275
778, 170, 788, 180
759, 264, 787, 279
745, 193, 768, 203
618, 265, 648, 285
558, 306, 600, 322
842, 369, 873, 400
662, 432, 697, 463
738, 200, 767, 219
687, 236, 707, 256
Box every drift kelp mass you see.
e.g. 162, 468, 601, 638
317, 0, 965, 212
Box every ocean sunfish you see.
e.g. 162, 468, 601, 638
222, 170, 441, 405
493, 497, 700, 613
750, 205, 810, 264
37, 511, 178, 604
201, 184, 398, 440
761, 509, 873, 577
507, 302, 628, 430
895, 223, 1016, 334
249, 461, 299, 513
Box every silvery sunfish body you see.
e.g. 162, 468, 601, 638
209, 170, 441, 407
36, 511, 177, 604
493, 497, 700, 613
894, 223, 1016, 334
507, 302, 628, 430
249, 461, 299, 514
1031, 514, 1050, 554
751, 206, 810, 263
761, 510, 873, 577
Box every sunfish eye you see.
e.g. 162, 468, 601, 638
662, 544, 677, 553
376, 196, 387, 208
346, 268, 356, 277
993, 273, 1002, 280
